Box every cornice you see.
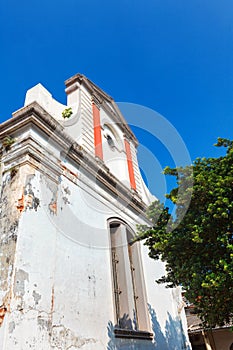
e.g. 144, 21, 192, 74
67, 143, 147, 214
65, 81, 80, 95
65, 73, 138, 146
91, 92, 102, 107
1, 103, 70, 150
0, 103, 147, 216
65, 74, 113, 103
2, 136, 62, 184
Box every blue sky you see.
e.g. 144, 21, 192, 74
1, 0, 233, 201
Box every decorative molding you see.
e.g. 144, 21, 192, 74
91, 92, 102, 107
65, 73, 138, 146
65, 82, 80, 96
2, 137, 62, 184
65, 74, 112, 103
0, 104, 148, 216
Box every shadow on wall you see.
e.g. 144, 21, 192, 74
107, 304, 191, 350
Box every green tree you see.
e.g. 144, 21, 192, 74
138, 138, 233, 327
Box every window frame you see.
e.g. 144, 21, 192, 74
108, 218, 153, 340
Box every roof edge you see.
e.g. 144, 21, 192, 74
64, 73, 138, 145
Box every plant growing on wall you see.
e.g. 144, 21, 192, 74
62, 107, 73, 119
2, 135, 16, 151
10, 166, 19, 179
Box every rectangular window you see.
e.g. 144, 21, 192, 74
110, 222, 153, 340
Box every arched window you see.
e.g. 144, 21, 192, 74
108, 219, 152, 339
103, 124, 120, 150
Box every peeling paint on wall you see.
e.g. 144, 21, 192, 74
13, 269, 29, 299
16, 177, 40, 213
61, 185, 71, 206
0, 170, 20, 314
8, 320, 15, 333
37, 314, 52, 332
17, 193, 25, 212
50, 324, 97, 349
39, 174, 59, 216
0, 165, 36, 324
0, 306, 7, 327
61, 164, 78, 184
32, 290, 41, 305
49, 199, 57, 215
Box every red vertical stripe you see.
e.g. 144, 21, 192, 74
124, 139, 136, 190
92, 103, 103, 160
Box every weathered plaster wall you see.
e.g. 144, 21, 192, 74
0, 165, 115, 349
0, 163, 43, 348
0, 164, 39, 313
0, 159, 191, 349
0, 77, 190, 349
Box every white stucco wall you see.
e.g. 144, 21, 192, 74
0, 160, 191, 349
0, 78, 191, 349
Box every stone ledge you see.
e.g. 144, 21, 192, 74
114, 328, 153, 340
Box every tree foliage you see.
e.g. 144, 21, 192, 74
138, 138, 233, 327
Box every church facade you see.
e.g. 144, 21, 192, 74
0, 74, 191, 349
